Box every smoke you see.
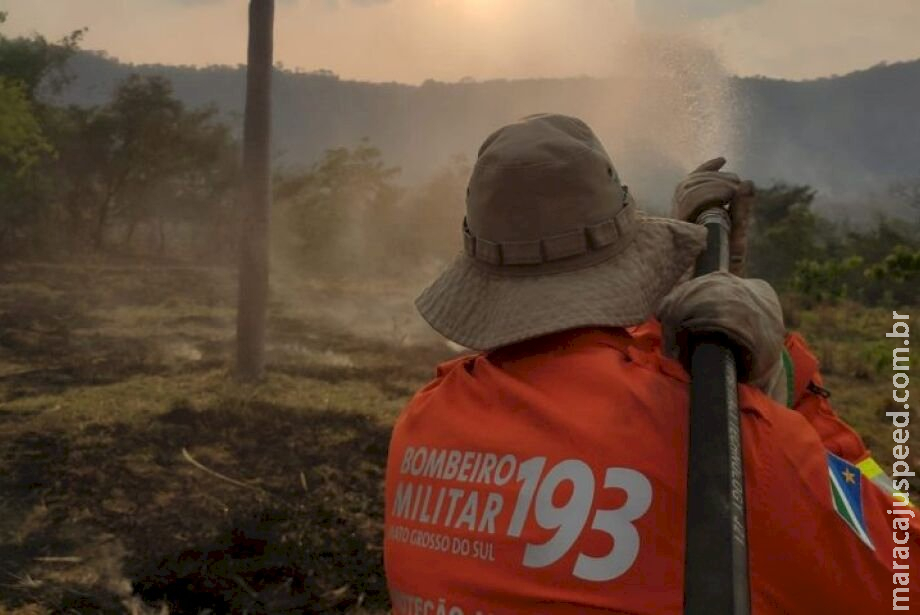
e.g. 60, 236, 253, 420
268, 12, 745, 344
401, 22, 744, 208
579, 29, 742, 208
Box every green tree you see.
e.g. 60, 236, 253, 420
792, 255, 864, 305
0, 77, 52, 172
746, 184, 824, 288
0, 100, 54, 249
0, 77, 53, 248
862, 244, 920, 305
0, 12, 83, 253
0, 14, 238, 258
54, 74, 237, 251
0, 11, 84, 100
276, 140, 401, 274
865, 245, 920, 282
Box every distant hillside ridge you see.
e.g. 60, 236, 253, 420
54, 52, 920, 211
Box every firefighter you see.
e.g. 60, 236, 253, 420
384, 113, 913, 614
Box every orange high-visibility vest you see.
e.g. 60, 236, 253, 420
634, 320, 917, 513
629, 321, 871, 461
384, 326, 915, 614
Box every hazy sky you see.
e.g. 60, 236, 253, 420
2, 0, 919, 83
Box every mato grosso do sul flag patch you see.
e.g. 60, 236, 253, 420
827, 452, 874, 550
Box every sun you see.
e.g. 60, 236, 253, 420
457, 0, 503, 21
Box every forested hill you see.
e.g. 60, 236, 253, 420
56, 51, 920, 205
739, 60, 920, 197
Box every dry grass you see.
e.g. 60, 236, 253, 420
791, 298, 920, 477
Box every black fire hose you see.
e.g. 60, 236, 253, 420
683, 207, 751, 615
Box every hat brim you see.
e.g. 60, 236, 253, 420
415, 216, 707, 350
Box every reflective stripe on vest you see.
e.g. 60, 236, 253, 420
781, 347, 794, 408
857, 456, 917, 508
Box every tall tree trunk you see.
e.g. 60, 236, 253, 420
235, 0, 274, 381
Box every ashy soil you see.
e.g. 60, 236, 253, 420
0, 263, 452, 614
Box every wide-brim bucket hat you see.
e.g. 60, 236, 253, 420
416, 113, 708, 350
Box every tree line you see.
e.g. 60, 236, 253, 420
0, 15, 238, 259
0, 14, 467, 269
748, 185, 920, 306
2, 12, 918, 307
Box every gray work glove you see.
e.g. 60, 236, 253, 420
656, 271, 788, 405
671, 158, 755, 276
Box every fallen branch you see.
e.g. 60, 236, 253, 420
181, 447, 263, 493
180, 447, 298, 511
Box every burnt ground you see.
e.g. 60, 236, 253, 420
0, 262, 914, 614
0, 263, 453, 614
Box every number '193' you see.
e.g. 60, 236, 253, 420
505, 457, 652, 582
